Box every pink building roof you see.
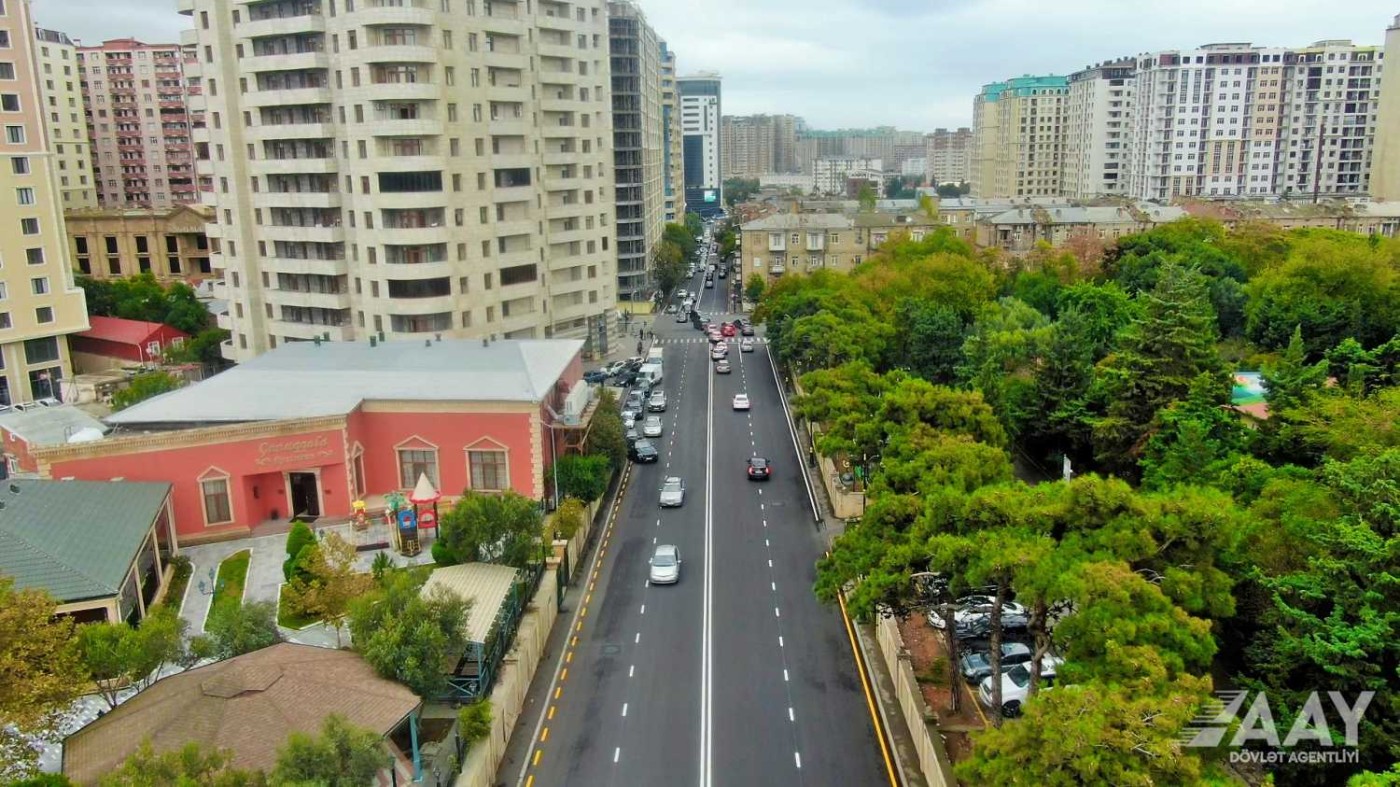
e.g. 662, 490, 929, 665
77, 316, 187, 347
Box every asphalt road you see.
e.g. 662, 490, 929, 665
522, 249, 886, 787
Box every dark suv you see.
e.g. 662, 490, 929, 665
746, 457, 772, 480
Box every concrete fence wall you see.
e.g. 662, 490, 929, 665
875, 616, 958, 787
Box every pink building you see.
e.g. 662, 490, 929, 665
78, 39, 197, 208
33, 339, 595, 545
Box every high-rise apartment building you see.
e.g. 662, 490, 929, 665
34, 28, 96, 208
659, 41, 683, 221
179, 0, 617, 362
608, 1, 665, 302
925, 127, 971, 185
679, 72, 721, 216
1062, 59, 1134, 199
971, 75, 1069, 198
1373, 16, 1400, 200
1273, 40, 1380, 198
77, 38, 197, 209
0, 0, 90, 404
720, 113, 799, 177
812, 156, 882, 194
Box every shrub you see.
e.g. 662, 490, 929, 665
552, 497, 587, 540
458, 700, 493, 744
430, 540, 457, 567
553, 453, 610, 503
283, 520, 315, 581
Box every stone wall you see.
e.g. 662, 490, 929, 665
875, 615, 958, 787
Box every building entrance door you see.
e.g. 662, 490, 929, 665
288, 472, 321, 520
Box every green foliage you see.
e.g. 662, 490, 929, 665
1102, 217, 1249, 338
934, 182, 970, 198
437, 490, 544, 568
586, 389, 627, 471
552, 497, 587, 540
75, 606, 189, 710
283, 521, 316, 581
651, 239, 688, 298
857, 183, 877, 212
1140, 373, 1252, 490
892, 300, 965, 385
163, 327, 230, 366
458, 700, 493, 744
744, 274, 766, 303
100, 740, 266, 787
370, 551, 392, 583
78, 273, 213, 335
111, 372, 183, 411
662, 222, 698, 265
1287, 386, 1400, 462
0, 578, 84, 776
552, 453, 610, 503
271, 714, 390, 786
683, 212, 704, 239
722, 177, 759, 206
883, 175, 918, 199
204, 600, 281, 659
10, 775, 76, 787
349, 569, 468, 697
208, 550, 251, 630
957, 297, 1053, 439
430, 540, 457, 567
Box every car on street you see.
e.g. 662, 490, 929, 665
647, 391, 668, 412
746, 456, 772, 480
649, 544, 681, 584
642, 415, 664, 438
583, 369, 610, 384
715, 360, 732, 374
740, 323, 755, 336
708, 332, 724, 344
978, 661, 1058, 717
711, 346, 728, 362
665, 303, 677, 314
740, 338, 755, 353
718, 268, 727, 279
732, 393, 750, 411
676, 311, 689, 323
622, 412, 638, 432
958, 642, 1033, 683
625, 389, 646, 409
602, 361, 627, 377
629, 438, 659, 463
721, 323, 737, 337
705, 279, 714, 288
659, 476, 685, 507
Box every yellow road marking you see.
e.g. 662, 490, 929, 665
566, 651, 574, 664
540, 727, 549, 742
554, 687, 562, 700
560, 668, 568, 682
548, 705, 556, 720
533, 750, 542, 766
838, 592, 900, 787
526, 776, 535, 787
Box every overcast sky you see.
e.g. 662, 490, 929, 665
32, 0, 1397, 131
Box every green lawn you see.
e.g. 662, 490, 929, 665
277, 589, 318, 630
158, 558, 192, 614
208, 550, 251, 624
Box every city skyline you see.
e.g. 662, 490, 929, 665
32, 0, 1397, 129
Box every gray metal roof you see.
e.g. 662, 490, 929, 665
0, 479, 171, 603
0, 405, 109, 446
741, 213, 852, 231
422, 563, 522, 643
107, 338, 583, 426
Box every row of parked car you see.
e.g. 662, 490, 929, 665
926, 591, 1062, 718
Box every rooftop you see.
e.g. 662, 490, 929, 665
63, 643, 421, 785
0, 479, 171, 604
423, 563, 523, 643
742, 213, 852, 231
77, 316, 187, 346
107, 338, 583, 427
0, 404, 109, 447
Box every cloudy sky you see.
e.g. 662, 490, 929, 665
32, 0, 1396, 131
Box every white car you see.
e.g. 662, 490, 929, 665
642, 415, 664, 438
732, 394, 750, 411
711, 345, 728, 361
649, 544, 681, 584
740, 338, 755, 353
978, 660, 1060, 718
659, 476, 685, 507
622, 411, 638, 430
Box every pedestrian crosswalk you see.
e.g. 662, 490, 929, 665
654, 336, 770, 345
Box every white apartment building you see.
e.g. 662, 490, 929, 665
1273, 40, 1381, 197
1062, 59, 1134, 199
678, 72, 720, 215
813, 156, 882, 194
925, 127, 970, 185
178, 0, 618, 361
607, 1, 665, 301
34, 28, 96, 208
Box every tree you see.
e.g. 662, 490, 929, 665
111, 371, 183, 411
651, 239, 687, 298
203, 600, 281, 659
100, 740, 265, 787
662, 222, 698, 262
551, 497, 587, 540
892, 300, 965, 385
10, 775, 76, 787
283, 532, 375, 647
77, 273, 214, 335
437, 490, 544, 568
683, 212, 704, 239
585, 389, 627, 470
349, 569, 468, 697
164, 327, 230, 367
1091, 264, 1229, 474
744, 274, 766, 303
722, 177, 760, 207
0, 577, 85, 776
1139, 373, 1252, 490
271, 714, 389, 787
282, 520, 316, 582
552, 453, 610, 503
75, 606, 189, 710
458, 700, 493, 744
857, 183, 877, 212
935, 182, 969, 198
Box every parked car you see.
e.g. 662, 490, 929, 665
958, 642, 1033, 683
746, 456, 772, 480
629, 438, 659, 463
676, 311, 690, 323
649, 544, 681, 585
583, 369, 610, 384
602, 361, 627, 377
642, 415, 664, 438
659, 476, 686, 507
929, 598, 1029, 637
740, 338, 755, 353
647, 391, 668, 412
978, 661, 1059, 718
715, 360, 732, 374
732, 393, 751, 411
740, 323, 755, 337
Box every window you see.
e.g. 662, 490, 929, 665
23, 336, 57, 364
34, 306, 53, 323
468, 448, 508, 490
4, 124, 22, 144
0, 94, 16, 111
14, 186, 31, 204
31, 277, 49, 295
200, 475, 233, 525
398, 447, 438, 488
10, 156, 26, 174
351, 446, 366, 497
0, 63, 12, 80
19, 218, 37, 235
25, 247, 43, 265
0, 312, 9, 329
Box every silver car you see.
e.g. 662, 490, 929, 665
647, 391, 668, 412
659, 476, 685, 507
649, 544, 681, 584
642, 415, 663, 438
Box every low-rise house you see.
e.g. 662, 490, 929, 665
70, 316, 189, 373
0, 479, 174, 624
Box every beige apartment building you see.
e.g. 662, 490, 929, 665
739, 210, 941, 282
1061, 59, 1133, 199
34, 28, 96, 208
1373, 15, 1400, 200
660, 40, 683, 222
971, 75, 1069, 198
0, 0, 90, 405
721, 113, 799, 177
608, 1, 665, 302
78, 38, 198, 209
179, 0, 618, 361
66, 205, 214, 281
925, 127, 970, 185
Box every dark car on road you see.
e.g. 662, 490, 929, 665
959, 642, 1033, 683
746, 456, 772, 480
583, 369, 609, 384
629, 438, 659, 463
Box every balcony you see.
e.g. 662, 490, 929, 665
548, 227, 589, 245
542, 150, 578, 167
536, 41, 577, 61
363, 81, 439, 101
245, 50, 330, 73
270, 319, 351, 341
483, 51, 528, 71
261, 256, 348, 276
374, 155, 447, 173
246, 86, 332, 107
489, 152, 533, 171
368, 117, 441, 137
262, 223, 344, 243
493, 218, 535, 238
489, 117, 528, 136
248, 122, 335, 141
768, 265, 786, 275
268, 288, 351, 310
241, 14, 326, 40
358, 4, 435, 26
363, 45, 439, 65
381, 260, 453, 280
254, 190, 341, 209
377, 225, 451, 246
385, 296, 457, 315
254, 157, 338, 175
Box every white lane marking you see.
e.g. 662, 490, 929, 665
795, 752, 802, 769
775, 606, 781, 618
629, 664, 635, 677
784, 669, 790, 682
640, 604, 646, 615
614, 747, 621, 763
701, 354, 715, 787
622, 703, 629, 717
779, 635, 784, 648
635, 632, 641, 644
771, 582, 776, 592
768, 559, 773, 568
765, 539, 770, 547
789, 707, 795, 722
